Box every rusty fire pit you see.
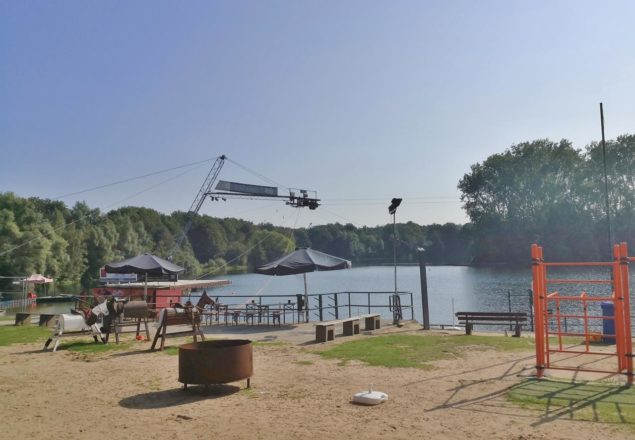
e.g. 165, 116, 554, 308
178, 339, 253, 390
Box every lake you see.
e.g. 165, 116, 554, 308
11, 264, 630, 329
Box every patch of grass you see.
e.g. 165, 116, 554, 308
253, 340, 287, 347
64, 340, 133, 354
316, 334, 534, 369
162, 346, 179, 356
294, 360, 313, 366
0, 324, 50, 346
508, 379, 635, 427
241, 387, 257, 397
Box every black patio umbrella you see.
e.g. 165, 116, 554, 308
105, 253, 185, 300
255, 248, 351, 321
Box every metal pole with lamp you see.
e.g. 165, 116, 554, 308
388, 198, 402, 325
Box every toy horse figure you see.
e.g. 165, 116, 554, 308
172, 290, 216, 323
43, 297, 127, 352
150, 291, 216, 351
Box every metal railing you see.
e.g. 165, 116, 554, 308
0, 298, 36, 311
189, 290, 415, 324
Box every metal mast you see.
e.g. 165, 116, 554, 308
170, 155, 226, 257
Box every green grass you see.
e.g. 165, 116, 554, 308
62, 340, 133, 353
508, 379, 635, 426
253, 340, 287, 347
162, 346, 179, 356
0, 324, 51, 346
316, 334, 534, 369
0, 323, 137, 354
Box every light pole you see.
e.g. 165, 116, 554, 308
388, 198, 402, 325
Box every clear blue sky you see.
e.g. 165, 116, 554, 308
2, 1, 634, 228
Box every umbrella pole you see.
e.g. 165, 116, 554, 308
304, 273, 309, 323
144, 273, 148, 302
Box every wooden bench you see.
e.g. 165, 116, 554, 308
315, 317, 361, 342
455, 312, 528, 337
359, 314, 381, 331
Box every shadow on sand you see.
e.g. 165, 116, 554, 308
119, 384, 240, 409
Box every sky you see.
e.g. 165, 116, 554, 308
2, 1, 635, 229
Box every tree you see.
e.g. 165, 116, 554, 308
187, 216, 228, 263
458, 139, 587, 263
246, 230, 295, 270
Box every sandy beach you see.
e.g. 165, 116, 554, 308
1, 320, 633, 440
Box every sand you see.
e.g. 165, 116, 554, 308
1, 321, 633, 440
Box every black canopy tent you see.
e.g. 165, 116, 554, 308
255, 247, 351, 321
105, 253, 185, 300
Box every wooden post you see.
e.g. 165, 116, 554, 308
418, 248, 430, 330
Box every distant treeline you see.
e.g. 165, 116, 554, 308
0, 191, 469, 291
1, 134, 634, 290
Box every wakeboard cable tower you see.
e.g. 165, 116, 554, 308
170, 154, 320, 258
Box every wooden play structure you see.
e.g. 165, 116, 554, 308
108, 301, 150, 343
150, 292, 214, 351
531, 243, 633, 384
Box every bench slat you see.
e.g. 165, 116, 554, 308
456, 312, 526, 317
456, 316, 527, 322
455, 311, 527, 337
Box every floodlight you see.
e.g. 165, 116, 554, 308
388, 198, 402, 215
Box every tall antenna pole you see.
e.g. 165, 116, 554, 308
388, 198, 402, 325
600, 103, 613, 258
393, 212, 397, 294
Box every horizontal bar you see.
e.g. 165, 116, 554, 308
545, 314, 614, 320
545, 295, 613, 301
456, 312, 526, 316
546, 330, 615, 338
547, 349, 617, 356
196, 291, 414, 299
546, 279, 612, 284
348, 304, 413, 308
546, 366, 620, 374
545, 262, 613, 267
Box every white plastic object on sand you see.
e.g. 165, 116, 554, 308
352, 384, 388, 405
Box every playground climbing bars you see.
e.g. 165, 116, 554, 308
531, 243, 633, 385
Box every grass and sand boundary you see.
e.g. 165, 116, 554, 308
1, 320, 634, 438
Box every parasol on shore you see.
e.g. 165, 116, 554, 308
105, 253, 184, 300
255, 248, 351, 321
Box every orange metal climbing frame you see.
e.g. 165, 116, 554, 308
531, 243, 633, 384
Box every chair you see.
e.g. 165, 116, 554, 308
245, 303, 257, 325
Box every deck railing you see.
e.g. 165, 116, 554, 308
0, 298, 36, 311
192, 290, 414, 324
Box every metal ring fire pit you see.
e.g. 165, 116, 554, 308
178, 339, 253, 390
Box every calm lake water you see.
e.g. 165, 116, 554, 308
11, 265, 632, 329
201, 265, 534, 325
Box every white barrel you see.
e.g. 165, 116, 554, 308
58, 314, 90, 333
